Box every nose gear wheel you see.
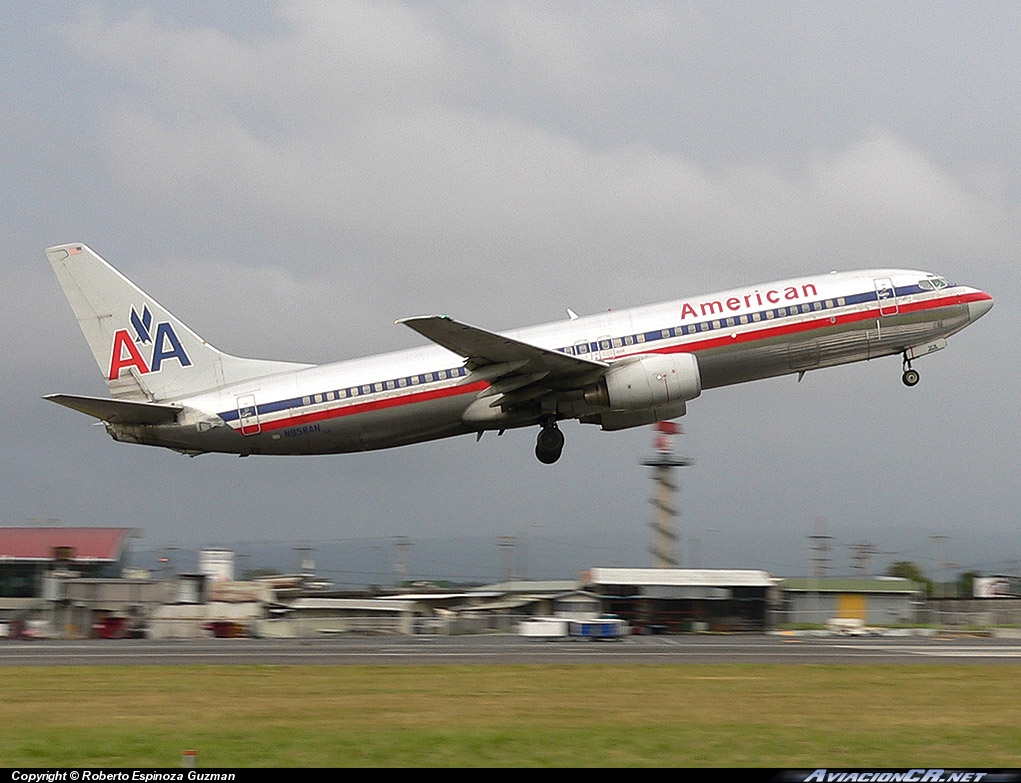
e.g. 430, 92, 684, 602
901, 353, 920, 387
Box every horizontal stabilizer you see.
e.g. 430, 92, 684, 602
44, 393, 181, 425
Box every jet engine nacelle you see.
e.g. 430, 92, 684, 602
584, 352, 701, 411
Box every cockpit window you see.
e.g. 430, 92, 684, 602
919, 276, 953, 291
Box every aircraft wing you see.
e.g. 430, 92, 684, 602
397, 315, 606, 377
398, 315, 607, 419
44, 393, 182, 425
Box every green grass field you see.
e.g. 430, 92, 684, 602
2, 664, 1019, 767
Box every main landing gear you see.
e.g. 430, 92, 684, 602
902, 353, 920, 387
535, 418, 565, 464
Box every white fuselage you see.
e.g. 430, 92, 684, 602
104, 268, 992, 456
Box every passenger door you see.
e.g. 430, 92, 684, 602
874, 277, 899, 316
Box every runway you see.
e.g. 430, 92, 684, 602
3, 633, 1021, 666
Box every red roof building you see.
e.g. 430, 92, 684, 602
0, 527, 136, 597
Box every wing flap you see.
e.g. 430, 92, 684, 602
45, 393, 182, 425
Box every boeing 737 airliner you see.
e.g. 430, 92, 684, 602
45, 244, 992, 463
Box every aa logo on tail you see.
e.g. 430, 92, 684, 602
108, 305, 192, 380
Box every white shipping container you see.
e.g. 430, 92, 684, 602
518, 618, 569, 639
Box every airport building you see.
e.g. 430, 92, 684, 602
0, 527, 136, 598
3, 526, 1020, 639
776, 577, 923, 626
582, 568, 774, 632
0, 527, 141, 637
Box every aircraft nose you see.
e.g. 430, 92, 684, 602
968, 292, 993, 322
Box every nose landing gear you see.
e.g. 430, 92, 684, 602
902, 354, 919, 387
535, 419, 565, 464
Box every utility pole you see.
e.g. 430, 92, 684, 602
393, 535, 411, 585
930, 534, 950, 598
808, 518, 832, 625
498, 535, 518, 582
849, 541, 878, 576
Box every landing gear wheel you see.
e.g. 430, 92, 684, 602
535, 421, 565, 464
901, 352, 920, 388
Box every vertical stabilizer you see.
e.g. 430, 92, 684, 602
46, 244, 311, 401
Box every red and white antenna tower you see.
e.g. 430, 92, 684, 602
640, 422, 694, 568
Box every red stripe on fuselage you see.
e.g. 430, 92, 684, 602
230, 291, 970, 435
248, 380, 489, 434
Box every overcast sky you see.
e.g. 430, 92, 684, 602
2, 2, 1018, 581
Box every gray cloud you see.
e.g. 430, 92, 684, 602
3, 2, 1017, 578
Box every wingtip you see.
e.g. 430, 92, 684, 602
396, 314, 450, 326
